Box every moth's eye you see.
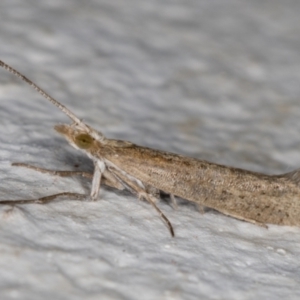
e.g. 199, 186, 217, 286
74, 134, 93, 149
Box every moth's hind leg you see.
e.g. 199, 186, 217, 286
12, 162, 93, 179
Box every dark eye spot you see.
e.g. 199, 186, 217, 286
74, 134, 93, 149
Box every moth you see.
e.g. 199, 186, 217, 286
1, 60, 300, 237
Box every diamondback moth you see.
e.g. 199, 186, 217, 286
1, 60, 300, 237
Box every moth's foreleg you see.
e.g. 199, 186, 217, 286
0, 161, 124, 206
0, 192, 86, 205
12, 162, 124, 191
12, 162, 93, 179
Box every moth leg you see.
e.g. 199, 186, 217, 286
0, 192, 86, 205
140, 191, 175, 237
170, 194, 178, 209
1, 162, 121, 206
102, 169, 124, 191
196, 204, 206, 214
12, 162, 124, 190
90, 161, 127, 200
221, 211, 268, 228
240, 218, 268, 228
90, 161, 106, 200
238, 217, 268, 228
108, 167, 174, 237
12, 162, 93, 179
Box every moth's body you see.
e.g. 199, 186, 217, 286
1, 59, 300, 236
57, 124, 300, 228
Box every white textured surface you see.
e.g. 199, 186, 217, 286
1, 1, 300, 299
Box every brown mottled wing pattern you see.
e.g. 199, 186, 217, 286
98, 140, 300, 226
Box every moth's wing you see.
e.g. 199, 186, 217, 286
101, 140, 300, 227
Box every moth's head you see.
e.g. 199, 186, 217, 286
54, 123, 105, 151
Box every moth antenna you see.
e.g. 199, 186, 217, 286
0, 60, 84, 126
